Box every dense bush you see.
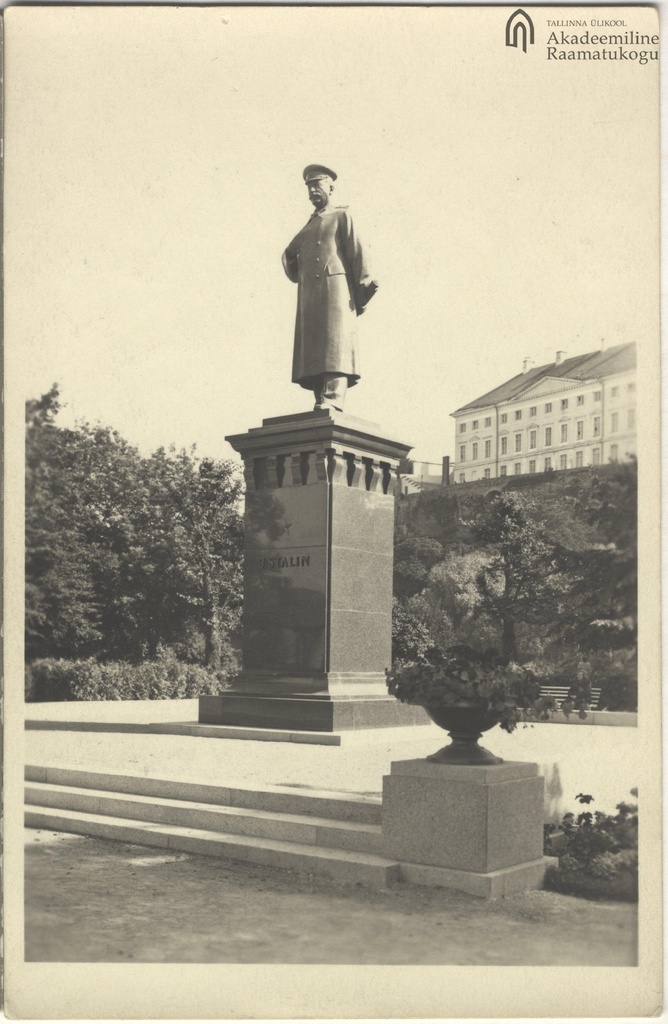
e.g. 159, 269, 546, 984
26, 648, 231, 702
391, 598, 435, 665
544, 793, 638, 901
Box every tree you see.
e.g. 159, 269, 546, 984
554, 463, 637, 653
137, 448, 243, 667
26, 386, 103, 660
468, 492, 574, 662
393, 536, 444, 599
25, 387, 244, 667
427, 551, 487, 632
392, 470, 637, 707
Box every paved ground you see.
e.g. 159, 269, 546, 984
26, 722, 448, 796
25, 705, 640, 820
26, 698, 201, 723
25, 716, 639, 966
26, 829, 637, 965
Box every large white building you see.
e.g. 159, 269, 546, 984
451, 344, 636, 483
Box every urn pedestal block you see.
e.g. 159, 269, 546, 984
200, 409, 427, 732
382, 759, 551, 897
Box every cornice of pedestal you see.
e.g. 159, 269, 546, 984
226, 408, 413, 465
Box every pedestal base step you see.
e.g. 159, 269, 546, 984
200, 694, 430, 732
26, 781, 384, 852
25, 718, 345, 745
25, 766, 393, 886
25, 765, 382, 823
26, 805, 399, 887
25, 765, 550, 897
141, 722, 345, 745
399, 858, 552, 898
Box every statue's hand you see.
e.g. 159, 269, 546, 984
356, 279, 379, 313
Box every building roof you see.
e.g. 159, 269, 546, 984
452, 343, 636, 415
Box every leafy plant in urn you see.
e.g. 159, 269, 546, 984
386, 645, 586, 765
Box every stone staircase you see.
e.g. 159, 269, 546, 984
25, 765, 400, 887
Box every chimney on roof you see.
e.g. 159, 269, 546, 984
555, 350, 567, 365
522, 357, 535, 373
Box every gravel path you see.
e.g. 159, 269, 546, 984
26, 830, 638, 965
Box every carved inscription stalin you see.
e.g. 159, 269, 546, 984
258, 555, 311, 570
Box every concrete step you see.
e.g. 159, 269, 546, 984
25, 720, 344, 746
25, 805, 400, 887
25, 781, 385, 855
25, 765, 382, 824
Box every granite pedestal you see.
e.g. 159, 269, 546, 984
382, 759, 551, 896
200, 409, 426, 732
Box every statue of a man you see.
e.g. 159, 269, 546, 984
282, 165, 378, 412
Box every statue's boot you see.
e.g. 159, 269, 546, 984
313, 373, 348, 412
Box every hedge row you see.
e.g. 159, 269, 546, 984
26, 650, 231, 702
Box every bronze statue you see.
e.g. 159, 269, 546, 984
282, 165, 378, 411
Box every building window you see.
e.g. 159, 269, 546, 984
577, 395, 584, 406
484, 468, 491, 479
484, 417, 491, 427
545, 402, 552, 413
484, 440, 491, 458
459, 473, 465, 483
592, 449, 601, 465
515, 410, 522, 420
628, 409, 636, 429
515, 434, 522, 453
472, 420, 479, 430
529, 459, 536, 473
529, 430, 537, 449
611, 386, 619, 397
529, 406, 537, 417
500, 413, 508, 424
560, 423, 568, 443
576, 451, 583, 468
472, 442, 478, 460
545, 427, 552, 446
561, 398, 569, 410
593, 416, 601, 436
514, 463, 521, 475
501, 436, 508, 455
459, 445, 466, 462
545, 457, 552, 471
560, 454, 567, 470
459, 423, 466, 433
611, 412, 619, 432
594, 391, 601, 401
500, 466, 507, 476
576, 420, 584, 440
610, 444, 619, 463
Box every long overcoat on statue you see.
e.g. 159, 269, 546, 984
282, 206, 377, 389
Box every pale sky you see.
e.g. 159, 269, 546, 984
6, 5, 659, 464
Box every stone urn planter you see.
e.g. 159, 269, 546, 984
422, 700, 503, 765
386, 645, 580, 765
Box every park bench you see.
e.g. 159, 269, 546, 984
538, 684, 602, 710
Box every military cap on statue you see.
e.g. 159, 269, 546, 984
303, 164, 338, 182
